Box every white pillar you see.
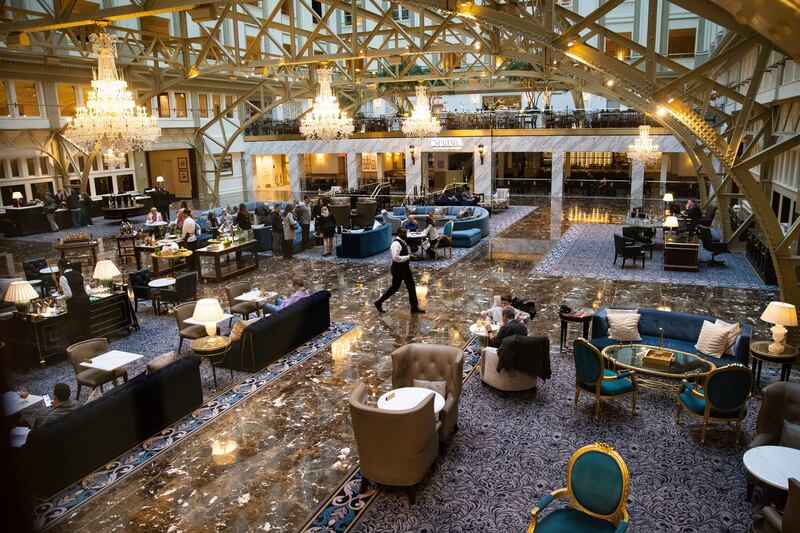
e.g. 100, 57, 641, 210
405, 149, 421, 195
550, 196, 563, 240
631, 159, 644, 207
376, 153, 385, 181
551, 151, 564, 198
659, 153, 669, 197
346, 152, 362, 189
288, 154, 305, 201
474, 145, 491, 199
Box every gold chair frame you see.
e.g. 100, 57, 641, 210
435, 220, 454, 259
573, 338, 639, 420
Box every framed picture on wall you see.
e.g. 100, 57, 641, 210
220, 155, 234, 176
177, 157, 188, 170
178, 170, 189, 182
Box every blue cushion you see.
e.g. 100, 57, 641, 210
452, 228, 481, 248
536, 508, 618, 533
678, 389, 748, 418
578, 370, 634, 396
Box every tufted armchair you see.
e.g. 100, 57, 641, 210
676, 364, 752, 444
348, 382, 439, 492
528, 442, 630, 533
574, 338, 638, 420
160, 272, 198, 308
23, 257, 53, 293
762, 478, 800, 533
67, 338, 127, 400
749, 381, 800, 449
128, 268, 154, 312
391, 343, 463, 441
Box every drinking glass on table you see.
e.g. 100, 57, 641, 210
19, 387, 29, 401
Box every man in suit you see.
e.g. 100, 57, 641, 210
374, 228, 425, 314
270, 203, 284, 256
487, 306, 528, 348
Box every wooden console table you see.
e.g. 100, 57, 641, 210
196, 240, 259, 281
664, 239, 699, 272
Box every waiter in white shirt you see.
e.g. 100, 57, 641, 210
180, 208, 198, 268
374, 228, 425, 314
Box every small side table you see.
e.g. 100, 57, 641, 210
559, 308, 594, 353
750, 341, 798, 391
190, 335, 232, 388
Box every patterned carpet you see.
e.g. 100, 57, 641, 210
532, 223, 773, 290
303, 338, 763, 533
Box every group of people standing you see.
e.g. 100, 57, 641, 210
40, 188, 93, 232
268, 196, 336, 259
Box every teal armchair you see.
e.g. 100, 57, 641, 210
528, 442, 630, 533
573, 338, 638, 420
676, 364, 752, 443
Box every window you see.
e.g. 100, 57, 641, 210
9, 159, 19, 177
39, 157, 50, 174
174, 92, 187, 118
117, 174, 135, 192
225, 95, 234, 118
57, 83, 78, 116
245, 35, 261, 61
668, 28, 696, 59
212, 94, 221, 115
344, 10, 352, 26
606, 32, 631, 60
26, 158, 36, 176
14, 81, 40, 116
198, 94, 209, 118
392, 6, 409, 20
0, 81, 9, 116
93, 175, 114, 195
280, 2, 289, 16
1, 184, 26, 206
30, 181, 54, 200
312, 0, 322, 23
157, 93, 170, 118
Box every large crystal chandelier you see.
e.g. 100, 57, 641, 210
627, 125, 661, 165
402, 85, 441, 138
300, 67, 354, 141
65, 33, 161, 168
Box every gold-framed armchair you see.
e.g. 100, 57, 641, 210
573, 338, 638, 420
528, 442, 630, 533
675, 363, 752, 444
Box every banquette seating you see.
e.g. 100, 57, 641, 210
336, 222, 392, 258
380, 205, 490, 238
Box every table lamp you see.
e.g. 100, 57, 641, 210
156, 175, 164, 183
664, 215, 679, 242
4, 280, 39, 313
663, 192, 674, 215
760, 301, 798, 354
192, 298, 224, 338
93, 260, 121, 289
11, 191, 23, 207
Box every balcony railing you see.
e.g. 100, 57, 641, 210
245, 109, 657, 137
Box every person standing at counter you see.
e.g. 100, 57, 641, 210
81, 191, 94, 226
67, 189, 81, 228
42, 192, 59, 232
153, 181, 171, 223
57, 258, 90, 342
54, 189, 67, 207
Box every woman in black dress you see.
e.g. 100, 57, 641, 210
318, 206, 337, 256
236, 202, 252, 230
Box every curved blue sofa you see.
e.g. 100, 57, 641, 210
380, 205, 490, 237
590, 307, 752, 366
336, 222, 392, 258
252, 223, 303, 253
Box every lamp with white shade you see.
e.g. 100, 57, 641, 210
4, 280, 40, 313
192, 298, 224, 338
760, 301, 798, 354
11, 191, 24, 207
156, 175, 164, 184
664, 215, 679, 242
663, 192, 674, 215
93, 260, 121, 289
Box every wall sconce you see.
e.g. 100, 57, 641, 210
409, 145, 416, 164
477, 144, 485, 165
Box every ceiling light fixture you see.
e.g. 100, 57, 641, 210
300, 67, 354, 141
627, 125, 661, 165
402, 85, 441, 138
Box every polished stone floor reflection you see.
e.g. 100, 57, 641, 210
1, 198, 778, 532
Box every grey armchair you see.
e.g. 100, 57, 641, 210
174, 301, 206, 354
391, 343, 463, 441
749, 381, 800, 449
763, 478, 799, 533
348, 382, 439, 492
67, 338, 127, 399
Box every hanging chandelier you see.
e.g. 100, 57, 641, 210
627, 125, 661, 165
300, 67, 354, 141
65, 33, 161, 168
402, 85, 441, 138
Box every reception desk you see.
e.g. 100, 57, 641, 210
2, 205, 73, 236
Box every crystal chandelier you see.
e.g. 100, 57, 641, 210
402, 85, 441, 138
627, 125, 661, 165
300, 67, 354, 141
65, 33, 161, 168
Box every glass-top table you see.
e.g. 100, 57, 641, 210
601, 344, 715, 390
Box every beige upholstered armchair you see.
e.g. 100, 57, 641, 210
174, 301, 206, 354
349, 382, 439, 492
67, 338, 126, 400
391, 343, 463, 441
480, 347, 538, 392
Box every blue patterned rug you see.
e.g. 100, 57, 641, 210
533, 223, 773, 290
31, 322, 355, 531
302, 336, 764, 533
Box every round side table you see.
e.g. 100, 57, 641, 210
750, 340, 798, 391
559, 308, 594, 353
190, 335, 232, 388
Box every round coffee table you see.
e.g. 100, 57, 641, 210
190, 335, 232, 389
377, 387, 445, 415
750, 341, 798, 391
469, 322, 500, 346
744, 446, 800, 491
601, 344, 715, 390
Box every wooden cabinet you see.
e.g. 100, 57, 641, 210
664, 240, 699, 272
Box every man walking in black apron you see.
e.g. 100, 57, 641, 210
374, 228, 425, 314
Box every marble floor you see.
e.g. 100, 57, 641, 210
1, 198, 781, 532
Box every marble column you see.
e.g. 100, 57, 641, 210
376, 153, 385, 181
659, 153, 669, 197
550, 196, 563, 240
288, 154, 305, 201
346, 152, 362, 189
405, 149, 421, 195
631, 159, 644, 207
551, 151, 564, 198
474, 146, 491, 198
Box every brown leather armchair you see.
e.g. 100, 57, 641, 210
391, 343, 463, 441
763, 478, 799, 533
749, 381, 800, 449
67, 338, 127, 400
225, 281, 260, 325
348, 382, 439, 491
174, 301, 206, 354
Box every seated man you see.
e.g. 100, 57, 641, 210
402, 215, 420, 232
263, 278, 310, 314
35, 383, 80, 428
460, 186, 480, 206
481, 294, 531, 323
486, 306, 528, 348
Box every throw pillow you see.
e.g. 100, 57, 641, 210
230, 318, 259, 341
372, 220, 382, 230
779, 420, 800, 450
695, 321, 729, 358
457, 208, 470, 219
146, 351, 178, 374
405, 206, 417, 215
413, 379, 447, 399
434, 207, 446, 216
85, 386, 103, 404
714, 319, 741, 356
607, 313, 641, 342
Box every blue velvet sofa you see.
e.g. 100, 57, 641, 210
379, 205, 490, 237
17, 356, 203, 496
252, 223, 303, 253
590, 307, 752, 366
336, 222, 392, 258
452, 228, 482, 247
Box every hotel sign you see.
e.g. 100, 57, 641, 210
430, 138, 463, 150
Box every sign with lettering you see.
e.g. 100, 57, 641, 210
430, 138, 463, 150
